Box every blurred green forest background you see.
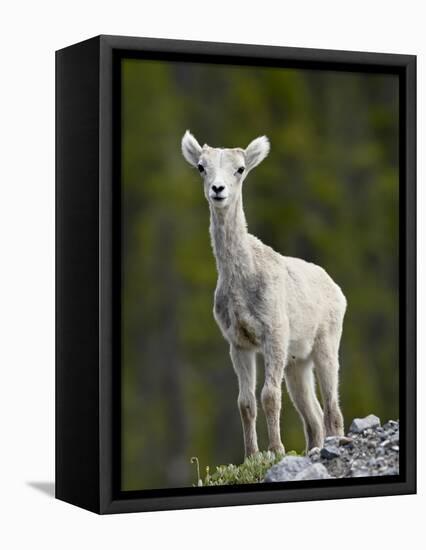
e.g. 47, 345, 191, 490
121, 58, 399, 491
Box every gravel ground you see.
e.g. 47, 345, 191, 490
264, 415, 399, 482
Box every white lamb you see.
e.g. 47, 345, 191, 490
181, 130, 346, 457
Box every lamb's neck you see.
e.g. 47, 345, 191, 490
209, 196, 254, 280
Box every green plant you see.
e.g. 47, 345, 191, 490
191, 450, 298, 487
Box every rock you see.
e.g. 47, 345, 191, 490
323, 435, 352, 447
383, 420, 398, 430
264, 456, 311, 482
338, 436, 354, 446
320, 445, 341, 460
324, 457, 347, 478
264, 417, 399, 483
324, 436, 341, 446
351, 468, 375, 478
348, 414, 381, 434
294, 463, 331, 480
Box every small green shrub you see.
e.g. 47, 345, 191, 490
191, 450, 299, 487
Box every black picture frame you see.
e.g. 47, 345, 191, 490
55, 34, 416, 514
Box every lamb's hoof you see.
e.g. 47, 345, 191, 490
245, 448, 260, 459
307, 446, 321, 457
268, 444, 285, 456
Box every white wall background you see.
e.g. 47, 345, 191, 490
0, 1, 423, 548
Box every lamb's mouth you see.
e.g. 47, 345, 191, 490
212, 196, 226, 201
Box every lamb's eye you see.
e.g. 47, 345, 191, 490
197, 164, 205, 173
237, 166, 245, 174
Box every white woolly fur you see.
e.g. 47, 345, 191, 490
182, 130, 346, 457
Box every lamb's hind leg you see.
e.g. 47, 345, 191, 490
284, 358, 324, 451
261, 338, 286, 454
230, 344, 259, 457
313, 330, 344, 437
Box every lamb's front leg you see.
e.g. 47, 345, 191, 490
261, 336, 286, 454
230, 344, 259, 458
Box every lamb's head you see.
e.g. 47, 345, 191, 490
181, 130, 270, 210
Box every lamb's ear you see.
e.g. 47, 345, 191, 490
181, 130, 202, 167
244, 136, 270, 171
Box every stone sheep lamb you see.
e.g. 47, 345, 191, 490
181, 130, 346, 458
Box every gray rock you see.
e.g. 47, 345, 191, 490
338, 436, 354, 446
264, 417, 399, 483
383, 420, 398, 430
264, 456, 311, 482
351, 467, 375, 478
348, 414, 381, 434
320, 445, 341, 460
294, 463, 331, 480
324, 436, 341, 446
324, 457, 347, 477
323, 435, 353, 447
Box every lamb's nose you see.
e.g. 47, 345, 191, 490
212, 185, 224, 194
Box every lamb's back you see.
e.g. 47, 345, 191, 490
248, 234, 346, 328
